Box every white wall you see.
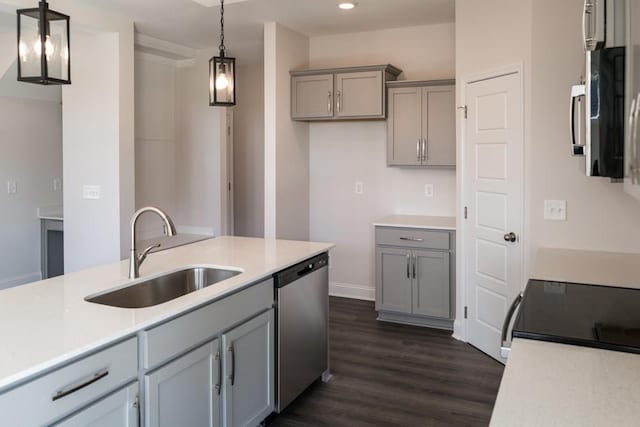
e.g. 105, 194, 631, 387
234, 61, 265, 238
0, 61, 62, 289
264, 22, 310, 241
308, 24, 456, 300
134, 49, 228, 238
134, 52, 178, 239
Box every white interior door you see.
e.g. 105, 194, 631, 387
464, 70, 524, 363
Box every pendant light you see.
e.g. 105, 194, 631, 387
209, 0, 236, 106
17, 0, 71, 85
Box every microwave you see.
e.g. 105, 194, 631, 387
570, 0, 626, 179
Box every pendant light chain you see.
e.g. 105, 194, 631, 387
219, 0, 225, 56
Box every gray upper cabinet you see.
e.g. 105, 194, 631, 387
387, 80, 456, 167
144, 341, 219, 427
291, 74, 334, 120
290, 64, 401, 121
222, 309, 274, 427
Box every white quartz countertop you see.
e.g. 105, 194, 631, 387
0, 236, 334, 390
490, 338, 640, 426
532, 247, 640, 288
372, 215, 456, 230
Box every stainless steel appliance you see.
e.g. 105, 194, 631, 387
274, 253, 329, 412
570, 0, 627, 178
501, 280, 640, 357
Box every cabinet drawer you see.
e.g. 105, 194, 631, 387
0, 337, 137, 427
142, 279, 274, 370
375, 227, 450, 250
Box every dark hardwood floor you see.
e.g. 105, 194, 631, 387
269, 297, 504, 427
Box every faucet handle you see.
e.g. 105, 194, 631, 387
137, 243, 161, 264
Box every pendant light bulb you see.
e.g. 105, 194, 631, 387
34, 35, 54, 59
215, 71, 229, 90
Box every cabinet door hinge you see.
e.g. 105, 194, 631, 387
464, 206, 468, 220
464, 306, 468, 319
458, 105, 468, 119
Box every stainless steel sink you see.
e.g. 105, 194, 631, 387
85, 267, 241, 308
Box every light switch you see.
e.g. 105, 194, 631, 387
544, 199, 567, 221
83, 185, 101, 200
354, 181, 364, 195
6, 180, 17, 195
424, 184, 434, 197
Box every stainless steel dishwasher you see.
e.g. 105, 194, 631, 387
274, 252, 329, 412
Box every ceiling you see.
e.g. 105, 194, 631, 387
89, 0, 455, 58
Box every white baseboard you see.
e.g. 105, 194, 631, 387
329, 282, 375, 301
0, 272, 42, 290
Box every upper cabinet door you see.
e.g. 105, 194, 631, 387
291, 74, 334, 120
423, 86, 456, 167
335, 71, 384, 118
387, 87, 423, 166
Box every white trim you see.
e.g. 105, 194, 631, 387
0, 272, 42, 290
329, 282, 375, 301
134, 33, 196, 60
458, 62, 527, 345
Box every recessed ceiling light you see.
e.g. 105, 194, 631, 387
338, 2, 357, 10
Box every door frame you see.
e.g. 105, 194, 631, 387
456, 63, 527, 343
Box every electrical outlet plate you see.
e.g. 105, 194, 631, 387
354, 181, 364, 195
83, 185, 101, 200
544, 199, 567, 221
424, 184, 434, 197
53, 179, 62, 192
6, 180, 17, 195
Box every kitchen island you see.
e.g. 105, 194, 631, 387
490, 248, 640, 426
0, 236, 334, 426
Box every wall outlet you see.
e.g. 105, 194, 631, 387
544, 199, 567, 221
424, 184, 434, 197
354, 181, 364, 195
6, 180, 17, 195
53, 178, 62, 192
83, 185, 101, 200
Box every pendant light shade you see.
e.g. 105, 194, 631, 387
17, 1, 70, 85
209, 0, 236, 106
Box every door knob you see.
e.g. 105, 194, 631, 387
504, 232, 517, 243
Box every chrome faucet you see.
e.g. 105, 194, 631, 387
129, 206, 177, 279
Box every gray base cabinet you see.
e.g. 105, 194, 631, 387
55, 383, 139, 427
375, 227, 455, 330
144, 341, 219, 427
222, 310, 275, 427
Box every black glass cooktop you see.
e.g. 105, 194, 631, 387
512, 280, 640, 354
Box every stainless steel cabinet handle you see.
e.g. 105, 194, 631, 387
406, 253, 410, 279
412, 255, 416, 279
215, 350, 222, 395
229, 343, 235, 386
327, 91, 332, 113
52, 368, 109, 401
337, 90, 341, 113
422, 139, 428, 162
400, 237, 424, 242
416, 139, 421, 163
501, 293, 523, 358
570, 84, 586, 156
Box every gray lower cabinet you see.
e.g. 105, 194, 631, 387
222, 309, 275, 427
55, 383, 139, 427
387, 80, 456, 167
375, 227, 455, 330
144, 340, 220, 427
